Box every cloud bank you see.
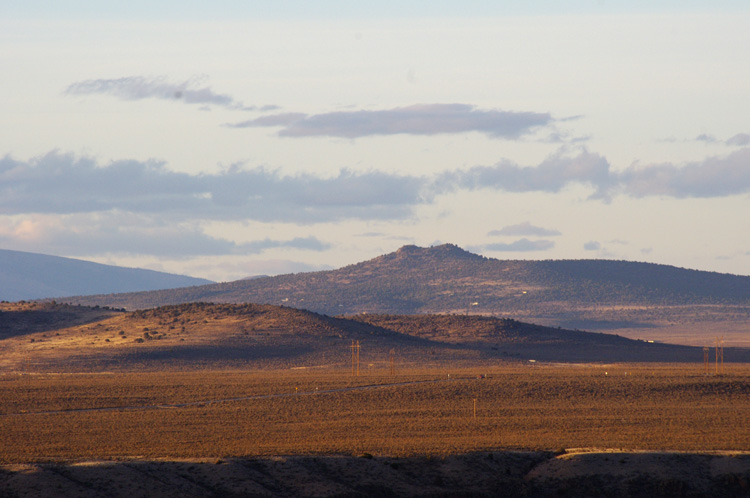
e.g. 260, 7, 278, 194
4, 147, 750, 260
435, 149, 615, 199
434, 148, 750, 200
618, 148, 750, 198
0, 152, 424, 223
5, 146, 750, 214
228, 103, 553, 139
4, 148, 750, 230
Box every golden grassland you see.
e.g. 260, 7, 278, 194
2, 363, 750, 464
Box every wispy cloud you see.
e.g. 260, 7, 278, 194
695, 133, 718, 143
726, 133, 750, 146
242, 236, 330, 253
65, 76, 274, 111
227, 103, 552, 139
682, 132, 750, 147
583, 241, 601, 251
488, 222, 561, 237
0, 212, 329, 258
484, 238, 555, 252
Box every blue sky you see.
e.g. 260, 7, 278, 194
1, 1, 749, 281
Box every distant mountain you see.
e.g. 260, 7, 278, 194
0, 249, 213, 301
58, 244, 750, 338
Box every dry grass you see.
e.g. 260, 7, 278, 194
2, 363, 750, 464
5, 302, 743, 375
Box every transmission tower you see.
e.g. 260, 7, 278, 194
715, 336, 724, 375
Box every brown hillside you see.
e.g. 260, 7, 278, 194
0, 302, 434, 372
348, 313, 631, 344
0, 301, 119, 338
2, 301, 743, 372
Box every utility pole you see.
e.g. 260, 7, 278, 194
389, 349, 395, 377
715, 336, 724, 375
351, 340, 360, 377
703, 346, 710, 375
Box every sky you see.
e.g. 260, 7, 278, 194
2, 1, 750, 282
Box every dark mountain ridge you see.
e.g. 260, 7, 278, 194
0, 248, 213, 301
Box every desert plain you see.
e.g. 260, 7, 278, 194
1, 301, 750, 496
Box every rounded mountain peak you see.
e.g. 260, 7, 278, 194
394, 244, 485, 260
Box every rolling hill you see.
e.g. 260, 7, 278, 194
57, 244, 750, 344
0, 301, 718, 372
0, 248, 213, 301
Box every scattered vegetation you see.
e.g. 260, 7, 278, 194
1, 364, 750, 464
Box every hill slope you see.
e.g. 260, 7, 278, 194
0, 249, 212, 301
2, 299, 723, 372
59, 244, 750, 341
